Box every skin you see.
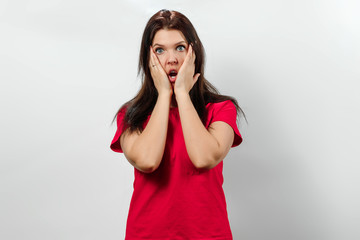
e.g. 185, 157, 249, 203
149, 29, 199, 106
120, 29, 234, 173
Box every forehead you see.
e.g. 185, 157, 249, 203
152, 29, 187, 45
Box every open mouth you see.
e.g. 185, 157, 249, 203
168, 70, 177, 83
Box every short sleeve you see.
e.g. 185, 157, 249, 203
110, 108, 127, 153
208, 100, 243, 147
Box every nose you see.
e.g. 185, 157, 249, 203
167, 51, 178, 65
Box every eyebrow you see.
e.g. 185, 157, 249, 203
152, 41, 187, 47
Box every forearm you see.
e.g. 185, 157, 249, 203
176, 93, 220, 169
126, 93, 171, 171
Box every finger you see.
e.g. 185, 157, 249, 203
150, 47, 160, 67
186, 44, 195, 64
183, 44, 193, 66
150, 47, 157, 65
150, 47, 163, 69
193, 73, 201, 82
149, 47, 156, 67
150, 47, 167, 75
191, 45, 196, 63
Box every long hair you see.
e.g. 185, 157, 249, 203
113, 9, 245, 132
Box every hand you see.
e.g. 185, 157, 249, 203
149, 46, 173, 96
174, 45, 201, 96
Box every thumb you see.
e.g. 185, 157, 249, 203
193, 73, 201, 83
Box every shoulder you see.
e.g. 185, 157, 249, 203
115, 106, 127, 123
206, 100, 242, 147
206, 100, 236, 114
205, 100, 237, 126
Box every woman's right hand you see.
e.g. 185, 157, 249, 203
149, 46, 172, 96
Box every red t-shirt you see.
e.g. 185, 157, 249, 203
110, 100, 242, 239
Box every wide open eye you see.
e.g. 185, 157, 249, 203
155, 48, 164, 54
176, 45, 186, 51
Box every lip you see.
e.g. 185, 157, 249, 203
168, 75, 177, 83
167, 69, 178, 83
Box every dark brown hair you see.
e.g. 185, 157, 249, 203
113, 9, 245, 132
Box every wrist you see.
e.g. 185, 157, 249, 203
158, 91, 172, 102
175, 90, 190, 102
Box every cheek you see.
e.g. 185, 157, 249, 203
178, 52, 187, 65
156, 55, 166, 68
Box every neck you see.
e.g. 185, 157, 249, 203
170, 93, 177, 108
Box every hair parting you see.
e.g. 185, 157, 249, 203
113, 9, 246, 131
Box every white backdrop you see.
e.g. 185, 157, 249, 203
1, 0, 359, 239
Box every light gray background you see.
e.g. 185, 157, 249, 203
1, 0, 359, 239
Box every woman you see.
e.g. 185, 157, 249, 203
111, 9, 244, 239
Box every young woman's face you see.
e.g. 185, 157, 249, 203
152, 29, 188, 83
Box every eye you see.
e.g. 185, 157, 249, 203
155, 48, 164, 54
176, 45, 186, 51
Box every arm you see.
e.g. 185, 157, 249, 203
120, 47, 172, 173
174, 45, 234, 169
120, 93, 171, 173
176, 93, 234, 169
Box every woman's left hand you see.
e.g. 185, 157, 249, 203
174, 45, 201, 96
